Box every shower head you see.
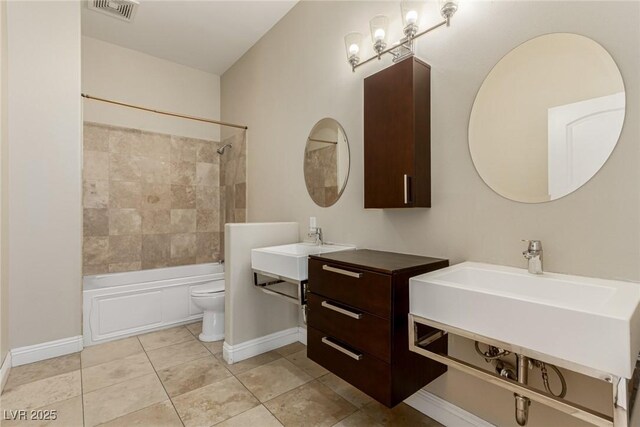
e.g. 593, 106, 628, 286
217, 144, 232, 155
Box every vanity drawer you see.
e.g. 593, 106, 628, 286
307, 293, 390, 362
307, 326, 391, 406
308, 259, 391, 319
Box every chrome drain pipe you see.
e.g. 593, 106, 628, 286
515, 354, 532, 425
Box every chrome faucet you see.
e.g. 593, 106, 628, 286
522, 240, 543, 274
308, 227, 323, 245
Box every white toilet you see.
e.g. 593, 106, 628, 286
190, 280, 225, 342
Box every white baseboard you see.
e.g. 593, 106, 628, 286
0, 352, 11, 393
405, 389, 494, 427
11, 336, 83, 367
223, 327, 300, 364
298, 326, 307, 345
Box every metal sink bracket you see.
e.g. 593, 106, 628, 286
408, 314, 636, 427
252, 269, 308, 307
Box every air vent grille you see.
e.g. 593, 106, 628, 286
88, 0, 139, 22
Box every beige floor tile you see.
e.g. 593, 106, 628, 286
146, 340, 210, 371
317, 373, 373, 409
81, 337, 143, 368
82, 373, 168, 426
185, 321, 202, 336
216, 404, 283, 427
99, 400, 183, 427
202, 339, 223, 356
286, 349, 329, 378
360, 401, 444, 427
237, 358, 312, 403
172, 376, 259, 427
264, 381, 356, 427
0, 395, 83, 427
274, 342, 306, 357
4, 353, 80, 390
0, 371, 81, 412
223, 351, 281, 375
333, 409, 384, 427
157, 355, 232, 397
82, 352, 155, 393
138, 325, 195, 351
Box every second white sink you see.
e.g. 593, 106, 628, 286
251, 243, 354, 282
410, 262, 640, 378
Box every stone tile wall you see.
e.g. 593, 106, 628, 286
82, 122, 229, 275
220, 131, 247, 224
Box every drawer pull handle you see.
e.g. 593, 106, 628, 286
321, 337, 363, 361
321, 301, 362, 320
322, 265, 362, 279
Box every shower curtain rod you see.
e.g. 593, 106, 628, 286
81, 93, 248, 130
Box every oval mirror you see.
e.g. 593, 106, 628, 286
469, 33, 625, 203
304, 118, 350, 207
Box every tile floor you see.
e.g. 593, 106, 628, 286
0, 323, 442, 426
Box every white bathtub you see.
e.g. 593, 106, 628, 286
83, 263, 224, 346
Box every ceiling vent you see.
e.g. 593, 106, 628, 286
88, 0, 139, 22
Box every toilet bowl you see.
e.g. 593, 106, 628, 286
190, 280, 225, 342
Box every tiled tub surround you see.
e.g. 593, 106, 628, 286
220, 130, 247, 225
0, 323, 442, 426
82, 123, 241, 274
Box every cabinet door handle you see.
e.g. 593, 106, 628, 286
322, 265, 362, 279
403, 174, 413, 204
321, 337, 363, 361
404, 174, 409, 204
321, 301, 362, 319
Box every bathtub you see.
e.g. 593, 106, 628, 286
83, 263, 224, 346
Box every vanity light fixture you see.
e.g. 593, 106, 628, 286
345, 0, 459, 71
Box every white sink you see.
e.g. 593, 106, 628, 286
251, 243, 354, 282
410, 262, 640, 378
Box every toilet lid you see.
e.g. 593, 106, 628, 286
191, 281, 225, 296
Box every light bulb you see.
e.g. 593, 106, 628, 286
374, 28, 386, 41
349, 43, 359, 56
369, 15, 389, 44
405, 10, 418, 25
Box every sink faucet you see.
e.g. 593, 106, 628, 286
522, 240, 543, 274
308, 227, 323, 245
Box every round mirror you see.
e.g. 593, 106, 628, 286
304, 118, 350, 207
469, 33, 625, 203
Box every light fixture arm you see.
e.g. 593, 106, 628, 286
351, 19, 448, 72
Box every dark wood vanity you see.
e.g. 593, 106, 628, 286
364, 57, 431, 208
306, 249, 448, 407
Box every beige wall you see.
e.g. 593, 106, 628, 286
7, 1, 82, 348
0, 0, 8, 365
221, 1, 639, 425
470, 33, 624, 203
82, 122, 223, 275
82, 36, 221, 141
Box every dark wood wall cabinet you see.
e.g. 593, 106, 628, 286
306, 249, 448, 407
364, 57, 431, 208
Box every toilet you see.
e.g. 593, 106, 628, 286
190, 280, 225, 342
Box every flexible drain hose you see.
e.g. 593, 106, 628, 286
540, 362, 568, 398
